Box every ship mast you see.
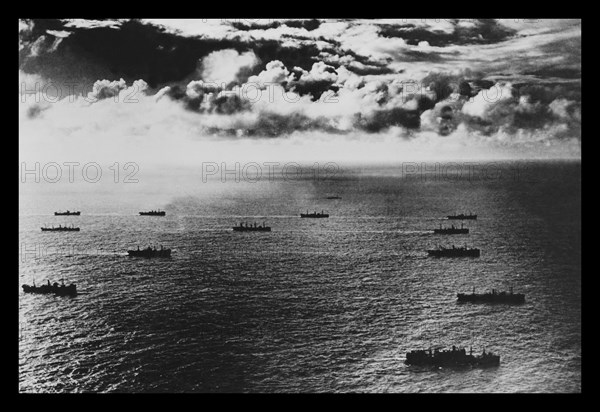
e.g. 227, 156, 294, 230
470, 331, 474, 355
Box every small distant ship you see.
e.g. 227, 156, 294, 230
127, 246, 172, 258
433, 223, 469, 234
139, 210, 166, 216
232, 222, 271, 232
300, 210, 329, 218
427, 245, 480, 257
22, 279, 77, 297
54, 210, 80, 216
457, 287, 525, 304
447, 212, 477, 220
41, 225, 80, 232
326, 196, 341, 200
405, 346, 500, 367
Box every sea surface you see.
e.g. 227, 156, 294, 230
18, 160, 581, 393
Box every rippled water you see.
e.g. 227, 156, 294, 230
19, 161, 581, 392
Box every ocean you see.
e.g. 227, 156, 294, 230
18, 160, 581, 392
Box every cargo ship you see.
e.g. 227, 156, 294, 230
433, 223, 469, 234
127, 246, 172, 258
54, 210, 80, 216
22, 279, 77, 297
405, 346, 500, 367
139, 210, 166, 216
232, 222, 271, 232
447, 212, 477, 220
427, 245, 480, 257
457, 287, 525, 304
41, 225, 80, 232
300, 210, 329, 218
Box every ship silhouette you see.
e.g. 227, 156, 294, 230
54, 210, 80, 216
232, 222, 271, 232
433, 223, 469, 234
127, 245, 172, 258
405, 346, 500, 367
427, 245, 480, 257
139, 210, 166, 216
457, 287, 525, 304
447, 212, 477, 220
300, 210, 329, 218
22, 279, 77, 297
41, 224, 80, 232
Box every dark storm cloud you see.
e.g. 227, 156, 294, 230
244, 112, 341, 137
20, 19, 242, 88
18, 18, 69, 44
400, 49, 446, 62
194, 107, 347, 138
165, 82, 252, 114
317, 50, 396, 75
523, 68, 581, 79
345, 64, 395, 76
354, 108, 421, 132
420, 72, 462, 102
512, 83, 581, 104
19, 18, 580, 144
250, 40, 329, 73
421, 79, 581, 138
289, 80, 339, 101
419, 70, 497, 103
342, 50, 391, 67
230, 19, 322, 32
378, 19, 517, 47
19, 19, 328, 91
538, 34, 581, 60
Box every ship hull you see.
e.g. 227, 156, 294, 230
127, 250, 172, 258
22, 284, 77, 297
447, 215, 477, 220
139, 212, 166, 216
405, 357, 500, 367
427, 250, 480, 257
405, 350, 499, 367
54, 212, 80, 216
300, 214, 329, 218
433, 229, 469, 234
41, 228, 80, 231
457, 293, 525, 304
232, 227, 271, 232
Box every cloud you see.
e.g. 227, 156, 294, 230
247, 60, 294, 86
461, 83, 514, 118
378, 19, 517, 47
200, 49, 259, 86
46, 30, 72, 38
63, 19, 123, 29
18, 19, 581, 161
87, 78, 128, 101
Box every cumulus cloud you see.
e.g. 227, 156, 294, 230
18, 19, 581, 160
200, 49, 259, 86
247, 60, 295, 86
461, 82, 514, 118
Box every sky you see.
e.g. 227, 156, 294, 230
18, 19, 581, 165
